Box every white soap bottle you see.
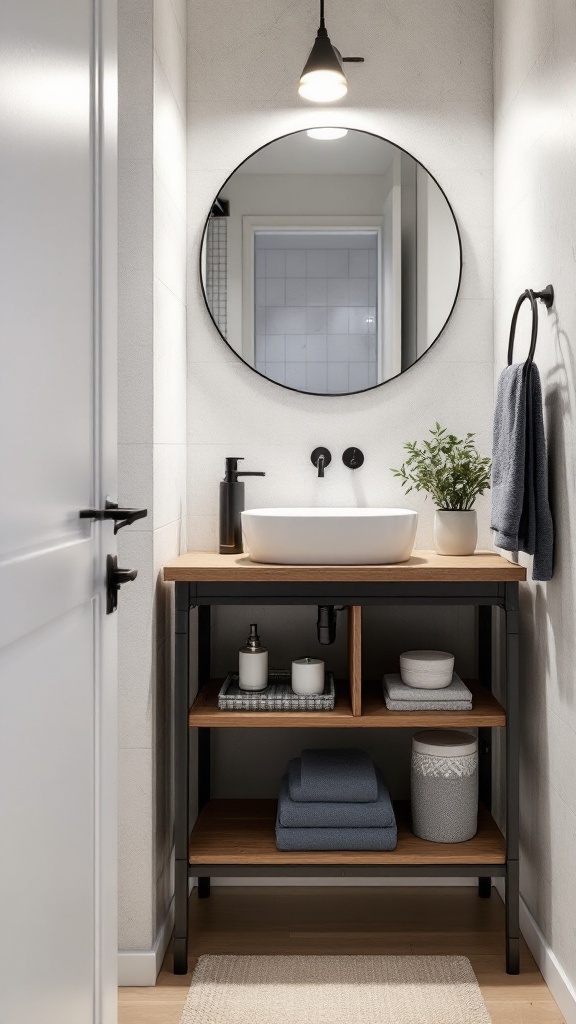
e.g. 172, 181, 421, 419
238, 623, 268, 691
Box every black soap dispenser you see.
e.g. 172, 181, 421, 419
219, 457, 265, 554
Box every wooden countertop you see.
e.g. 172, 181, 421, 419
163, 550, 525, 583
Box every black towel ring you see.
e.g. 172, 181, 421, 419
507, 284, 554, 367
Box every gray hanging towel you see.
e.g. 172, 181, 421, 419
491, 362, 553, 581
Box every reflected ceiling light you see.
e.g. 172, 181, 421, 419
298, 0, 364, 104
306, 127, 349, 140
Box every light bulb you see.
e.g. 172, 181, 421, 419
298, 69, 348, 103
306, 127, 348, 140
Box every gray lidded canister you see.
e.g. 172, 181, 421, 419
411, 729, 478, 843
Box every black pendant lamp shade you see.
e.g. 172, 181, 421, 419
300, 27, 346, 85
299, 0, 361, 103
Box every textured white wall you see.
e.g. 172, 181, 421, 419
186, 0, 494, 549
185, 0, 494, 798
118, 0, 187, 954
494, 0, 576, 991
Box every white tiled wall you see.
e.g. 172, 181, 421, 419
254, 234, 378, 393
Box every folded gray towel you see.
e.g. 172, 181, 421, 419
383, 673, 472, 703
491, 362, 553, 581
279, 769, 395, 828
384, 698, 472, 711
289, 749, 378, 803
275, 809, 398, 851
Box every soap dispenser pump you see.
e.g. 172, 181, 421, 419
219, 457, 265, 554
238, 623, 268, 691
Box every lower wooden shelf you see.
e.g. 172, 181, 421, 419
188, 800, 505, 867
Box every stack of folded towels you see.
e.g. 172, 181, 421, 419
275, 748, 397, 851
382, 672, 472, 711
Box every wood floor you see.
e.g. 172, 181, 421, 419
118, 886, 565, 1024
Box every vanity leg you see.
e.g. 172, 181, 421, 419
197, 606, 212, 899
505, 583, 520, 974
197, 727, 211, 899
478, 605, 492, 898
506, 860, 520, 974
174, 583, 191, 974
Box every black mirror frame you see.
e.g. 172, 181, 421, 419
199, 127, 463, 398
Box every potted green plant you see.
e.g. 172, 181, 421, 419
391, 423, 491, 555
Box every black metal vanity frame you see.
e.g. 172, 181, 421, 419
172, 578, 519, 976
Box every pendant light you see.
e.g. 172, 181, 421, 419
298, 0, 364, 104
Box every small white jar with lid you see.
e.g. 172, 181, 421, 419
291, 658, 325, 695
400, 650, 454, 689
238, 623, 268, 691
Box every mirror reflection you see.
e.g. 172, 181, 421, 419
201, 129, 462, 395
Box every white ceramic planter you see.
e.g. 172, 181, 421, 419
434, 510, 478, 556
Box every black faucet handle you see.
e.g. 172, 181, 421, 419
343, 447, 364, 469
237, 471, 266, 477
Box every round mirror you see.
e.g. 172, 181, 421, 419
200, 128, 462, 396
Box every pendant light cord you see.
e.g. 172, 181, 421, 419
319, 0, 326, 31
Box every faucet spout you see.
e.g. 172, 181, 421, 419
310, 447, 332, 477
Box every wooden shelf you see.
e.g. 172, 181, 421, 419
164, 549, 526, 582
360, 680, 505, 728
188, 800, 505, 866
189, 679, 505, 729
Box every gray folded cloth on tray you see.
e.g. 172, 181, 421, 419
289, 748, 378, 803
383, 673, 472, 702
275, 808, 398, 851
279, 768, 395, 828
384, 698, 472, 711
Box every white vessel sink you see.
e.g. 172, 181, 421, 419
241, 507, 418, 565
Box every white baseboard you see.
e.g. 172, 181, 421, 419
118, 898, 174, 987
191, 876, 476, 888
494, 880, 576, 1024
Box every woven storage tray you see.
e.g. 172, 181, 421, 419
218, 670, 335, 711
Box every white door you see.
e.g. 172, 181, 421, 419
0, 2, 119, 1022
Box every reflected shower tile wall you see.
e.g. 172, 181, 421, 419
205, 218, 227, 334
254, 235, 378, 393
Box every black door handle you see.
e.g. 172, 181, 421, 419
80, 498, 148, 534
106, 555, 138, 614
114, 566, 138, 585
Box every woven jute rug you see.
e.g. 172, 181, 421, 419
179, 954, 491, 1023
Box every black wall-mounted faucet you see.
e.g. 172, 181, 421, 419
311, 447, 332, 478
219, 457, 265, 554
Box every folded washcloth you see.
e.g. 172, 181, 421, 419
491, 362, 553, 581
279, 768, 395, 828
289, 748, 378, 803
275, 809, 398, 851
383, 673, 472, 703
384, 698, 472, 711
